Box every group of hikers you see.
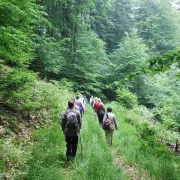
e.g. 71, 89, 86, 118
61, 95, 118, 162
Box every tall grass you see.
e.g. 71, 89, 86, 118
24, 124, 65, 180
23, 104, 126, 180
112, 103, 180, 180
19, 101, 180, 180
73, 106, 126, 180
19, 85, 75, 180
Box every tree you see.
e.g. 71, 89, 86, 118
109, 30, 149, 81
135, 0, 180, 54
91, 0, 134, 51
0, 0, 44, 111
146, 65, 180, 127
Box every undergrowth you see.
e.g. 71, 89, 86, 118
112, 102, 180, 180
24, 124, 65, 180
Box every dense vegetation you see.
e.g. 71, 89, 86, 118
0, 0, 180, 179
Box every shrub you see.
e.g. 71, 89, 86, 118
116, 88, 138, 109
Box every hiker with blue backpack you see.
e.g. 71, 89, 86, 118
103, 107, 118, 146
61, 100, 82, 161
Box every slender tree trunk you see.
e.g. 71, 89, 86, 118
71, 22, 77, 64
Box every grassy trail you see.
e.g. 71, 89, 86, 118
72, 105, 126, 179
79, 105, 149, 180
25, 104, 179, 180
26, 105, 125, 179
112, 148, 148, 180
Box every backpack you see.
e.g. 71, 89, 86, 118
103, 114, 112, 130
98, 106, 105, 115
66, 110, 78, 129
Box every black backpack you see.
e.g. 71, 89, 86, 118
98, 106, 105, 115
66, 110, 78, 129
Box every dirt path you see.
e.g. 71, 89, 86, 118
61, 161, 74, 180
112, 148, 151, 180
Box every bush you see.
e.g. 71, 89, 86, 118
116, 88, 138, 109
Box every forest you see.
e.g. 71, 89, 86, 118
0, 0, 180, 179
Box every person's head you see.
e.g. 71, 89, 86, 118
98, 98, 101, 103
68, 100, 74, 109
107, 107, 112, 112
100, 102, 104, 107
76, 95, 80, 99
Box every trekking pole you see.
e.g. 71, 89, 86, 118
79, 133, 83, 161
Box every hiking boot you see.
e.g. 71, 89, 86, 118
67, 157, 71, 161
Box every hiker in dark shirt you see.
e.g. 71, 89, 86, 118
97, 103, 105, 127
61, 100, 81, 161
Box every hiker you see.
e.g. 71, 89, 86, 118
74, 95, 85, 117
83, 96, 88, 104
90, 96, 95, 109
90, 96, 93, 105
72, 99, 80, 111
103, 107, 118, 146
94, 98, 101, 115
97, 103, 105, 127
61, 100, 81, 161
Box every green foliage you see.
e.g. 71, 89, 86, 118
147, 48, 180, 74
105, 31, 150, 102
0, 139, 25, 179
0, 66, 74, 121
112, 102, 180, 179
25, 124, 64, 180
0, 65, 38, 114
116, 88, 138, 109
32, 38, 64, 78
0, 78, 74, 179
0, 0, 44, 67
145, 66, 180, 127
61, 28, 109, 95
0, 26, 35, 67
91, 0, 134, 51
137, 122, 156, 139
135, 0, 180, 53
109, 30, 149, 78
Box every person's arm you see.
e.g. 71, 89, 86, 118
61, 111, 66, 133
76, 111, 82, 129
103, 107, 105, 113
80, 102, 85, 112
113, 115, 118, 130
103, 113, 107, 122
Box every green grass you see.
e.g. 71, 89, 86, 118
112, 103, 180, 180
4, 102, 179, 180
21, 105, 126, 180
24, 123, 65, 180
73, 106, 126, 180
